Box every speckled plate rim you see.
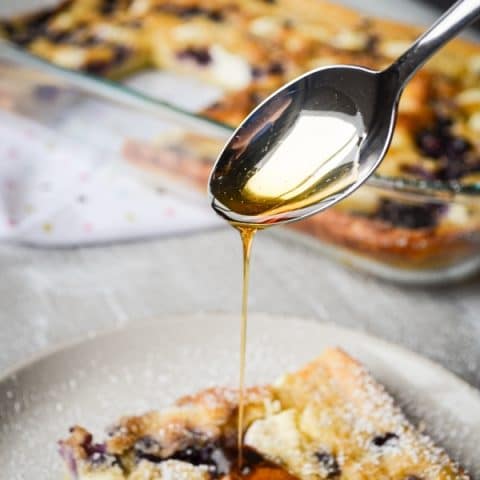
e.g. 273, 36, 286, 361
0, 312, 478, 395
1, 312, 480, 476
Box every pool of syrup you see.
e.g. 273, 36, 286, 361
213, 445, 299, 480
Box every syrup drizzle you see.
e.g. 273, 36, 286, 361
236, 225, 257, 468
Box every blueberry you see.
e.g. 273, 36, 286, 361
172, 444, 216, 465
376, 200, 446, 229
414, 123, 477, 180
83, 60, 111, 75
434, 116, 453, 135
177, 47, 212, 66
372, 432, 399, 447
437, 162, 465, 181
77, 440, 121, 469
171, 443, 231, 477
112, 45, 131, 65
251, 66, 263, 78
207, 10, 224, 22
365, 34, 379, 55
251, 62, 284, 78
89, 451, 120, 468
268, 62, 285, 75
315, 451, 341, 478
100, 0, 118, 15
134, 436, 163, 463
85, 442, 106, 456
414, 116, 476, 181
447, 137, 471, 157
437, 155, 480, 181
415, 130, 444, 158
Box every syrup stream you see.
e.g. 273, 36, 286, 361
236, 226, 256, 468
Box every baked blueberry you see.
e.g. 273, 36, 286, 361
100, 0, 119, 15
365, 33, 380, 55
372, 432, 399, 447
177, 47, 212, 65
375, 200, 446, 229
134, 436, 163, 462
83, 60, 111, 75
315, 451, 341, 478
416, 130, 444, 159
169, 443, 231, 477
112, 46, 131, 65
447, 137, 471, 158
89, 451, 120, 468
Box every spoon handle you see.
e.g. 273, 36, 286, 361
387, 0, 480, 88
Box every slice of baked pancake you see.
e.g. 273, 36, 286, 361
58, 348, 469, 479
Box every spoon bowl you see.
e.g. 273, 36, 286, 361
209, 65, 397, 226
209, 0, 480, 227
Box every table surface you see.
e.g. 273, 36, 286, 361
1, 227, 479, 387
1, 0, 480, 390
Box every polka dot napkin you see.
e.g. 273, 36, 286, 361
0, 109, 221, 247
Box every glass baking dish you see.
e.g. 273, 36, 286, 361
0, 0, 479, 284
121, 123, 480, 284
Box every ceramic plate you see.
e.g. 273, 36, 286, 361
1, 313, 479, 478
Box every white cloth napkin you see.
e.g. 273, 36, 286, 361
0, 109, 221, 247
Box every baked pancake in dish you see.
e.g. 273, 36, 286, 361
122, 128, 480, 270
58, 348, 469, 479
2, 0, 480, 271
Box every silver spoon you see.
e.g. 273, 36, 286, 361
209, 0, 480, 227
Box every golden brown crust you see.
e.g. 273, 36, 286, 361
106, 386, 272, 456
